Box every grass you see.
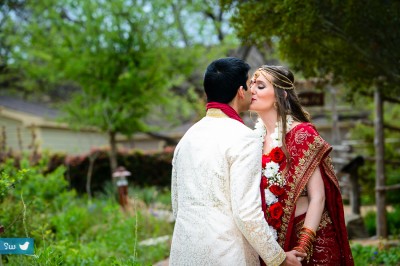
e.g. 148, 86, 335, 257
0, 160, 174, 265
1, 159, 400, 265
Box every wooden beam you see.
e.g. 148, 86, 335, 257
383, 96, 400, 104
376, 184, 400, 191
361, 119, 400, 132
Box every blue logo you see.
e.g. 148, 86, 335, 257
0, 238, 34, 254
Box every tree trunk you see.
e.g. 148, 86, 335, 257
374, 88, 387, 237
109, 131, 118, 176
86, 151, 98, 200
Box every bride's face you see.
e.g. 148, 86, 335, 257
249, 71, 276, 113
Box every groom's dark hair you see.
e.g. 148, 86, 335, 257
204, 57, 251, 103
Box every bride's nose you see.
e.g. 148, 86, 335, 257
250, 84, 255, 94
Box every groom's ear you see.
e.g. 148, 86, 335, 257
237, 86, 245, 99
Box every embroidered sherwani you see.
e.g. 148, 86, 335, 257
170, 109, 285, 266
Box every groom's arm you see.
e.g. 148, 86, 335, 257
171, 150, 179, 220
230, 133, 286, 266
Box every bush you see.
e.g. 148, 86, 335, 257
351, 244, 400, 265
1, 148, 174, 195
0, 157, 173, 265
364, 205, 400, 237
64, 149, 173, 193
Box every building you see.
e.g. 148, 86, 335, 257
0, 96, 183, 155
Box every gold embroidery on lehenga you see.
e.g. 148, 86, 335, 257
318, 210, 333, 230
277, 131, 331, 246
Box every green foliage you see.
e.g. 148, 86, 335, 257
64, 149, 173, 194
130, 186, 172, 207
224, 0, 400, 98
364, 211, 377, 237
351, 244, 400, 266
0, 160, 27, 201
3, 0, 240, 172
0, 158, 173, 265
5, 0, 238, 132
2, 149, 173, 195
349, 102, 400, 205
13, 0, 179, 135
364, 205, 400, 237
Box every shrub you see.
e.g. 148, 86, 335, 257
65, 149, 174, 194
1, 148, 174, 194
364, 205, 400, 237
351, 244, 400, 265
1, 158, 173, 265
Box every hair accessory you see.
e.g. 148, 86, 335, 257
254, 67, 295, 90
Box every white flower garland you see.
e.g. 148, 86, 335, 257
254, 115, 294, 239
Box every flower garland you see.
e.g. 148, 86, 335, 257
254, 115, 293, 240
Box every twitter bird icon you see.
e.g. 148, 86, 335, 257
19, 241, 30, 251
0, 238, 33, 255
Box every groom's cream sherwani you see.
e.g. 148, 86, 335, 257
170, 109, 285, 266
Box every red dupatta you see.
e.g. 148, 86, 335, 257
276, 123, 353, 265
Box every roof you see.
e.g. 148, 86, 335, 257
0, 96, 60, 119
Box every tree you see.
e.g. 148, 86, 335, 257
7, 0, 183, 172
7, 0, 238, 174
223, 0, 400, 237
223, 0, 399, 96
0, 1, 28, 96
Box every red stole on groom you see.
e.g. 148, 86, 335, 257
206, 102, 244, 124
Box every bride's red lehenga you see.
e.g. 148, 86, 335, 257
260, 123, 354, 265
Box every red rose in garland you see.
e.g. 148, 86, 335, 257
269, 202, 283, 220
269, 184, 284, 196
267, 217, 282, 229
262, 154, 271, 168
270, 147, 285, 163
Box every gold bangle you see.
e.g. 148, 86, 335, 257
302, 226, 316, 237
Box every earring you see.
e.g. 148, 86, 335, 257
273, 102, 278, 109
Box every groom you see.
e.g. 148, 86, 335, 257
170, 57, 304, 265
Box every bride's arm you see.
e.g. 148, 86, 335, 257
303, 166, 325, 231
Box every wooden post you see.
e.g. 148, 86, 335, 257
374, 87, 387, 238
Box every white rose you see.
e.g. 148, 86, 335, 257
263, 162, 280, 177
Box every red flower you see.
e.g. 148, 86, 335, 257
270, 147, 285, 163
261, 176, 269, 188
269, 185, 284, 196
269, 202, 283, 220
262, 154, 271, 168
267, 217, 282, 229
